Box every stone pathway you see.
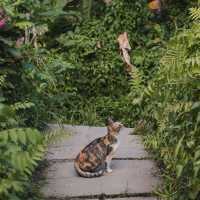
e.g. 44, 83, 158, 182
41, 125, 161, 200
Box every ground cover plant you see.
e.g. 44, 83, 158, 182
0, 0, 199, 199
135, 7, 200, 199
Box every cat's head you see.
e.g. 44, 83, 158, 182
106, 117, 123, 135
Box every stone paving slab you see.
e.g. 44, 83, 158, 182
41, 125, 160, 199
46, 125, 149, 160
41, 160, 160, 198
106, 197, 158, 200
71, 198, 157, 200
106, 198, 157, 200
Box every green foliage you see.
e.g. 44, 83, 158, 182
1, 0, 193, 127
81, 0, 93, 20
133, 9, 200, 199
49, 0, 193, 126
0, 0, 198, 199
0, 103, 17, 129
0, 128, 45, 200
0, 126, 69, 200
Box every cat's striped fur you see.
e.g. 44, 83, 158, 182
74, 118, 123, 178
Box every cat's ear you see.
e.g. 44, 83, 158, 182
106, 117, 114, 126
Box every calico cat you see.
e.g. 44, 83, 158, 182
74, 118, 123, 178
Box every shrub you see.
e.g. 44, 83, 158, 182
133, 7, 200, 199
0, 0, 198, 199
0, 128, 45, 200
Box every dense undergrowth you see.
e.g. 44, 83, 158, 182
134, 8, 200, 199
0, 0, 199, 199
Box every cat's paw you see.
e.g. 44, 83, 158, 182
106, 168, 113, 173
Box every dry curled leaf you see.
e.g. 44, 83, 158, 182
96, 41, 101, 48
148, 0, 161, 14
117, 32, 134, 73
103, 0, 112, 5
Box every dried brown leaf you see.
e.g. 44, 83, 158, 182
148, 0, 161, 13
117, 32, 134, 73
96, 41, 101, 48
102, 0, 112, 5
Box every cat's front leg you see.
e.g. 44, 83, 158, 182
105, 144, 118, 173
105, 145, 114, 173
105, 139, 120, 173
105, 157, 113, 173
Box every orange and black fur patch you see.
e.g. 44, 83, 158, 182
74, 118, 123, 178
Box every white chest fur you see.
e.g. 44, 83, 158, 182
111, 137, 120, 153
105, 137, 120, 172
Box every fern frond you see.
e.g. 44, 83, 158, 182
190, 7, 200, 21
81, 0, 93, 19
0, 128, 46, 197
130, 68, 144, 94
144, 81, 156, 97
0, 75, 6, 87
161, 44, 186, 70
166, 101, 193, 115
44, 127, 71, 145
11, 101, 35, 111
185, 53, 200, 67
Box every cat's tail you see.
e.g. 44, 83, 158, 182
74, 161, 105, 178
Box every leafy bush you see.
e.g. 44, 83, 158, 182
0, 128, 45, 200
132, 7, 200, 199
51, 0, 194, 126
0, 1, 71, 199
0, 0, 198, 199
1, 0, 194, 127
0, 0, 80, 127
